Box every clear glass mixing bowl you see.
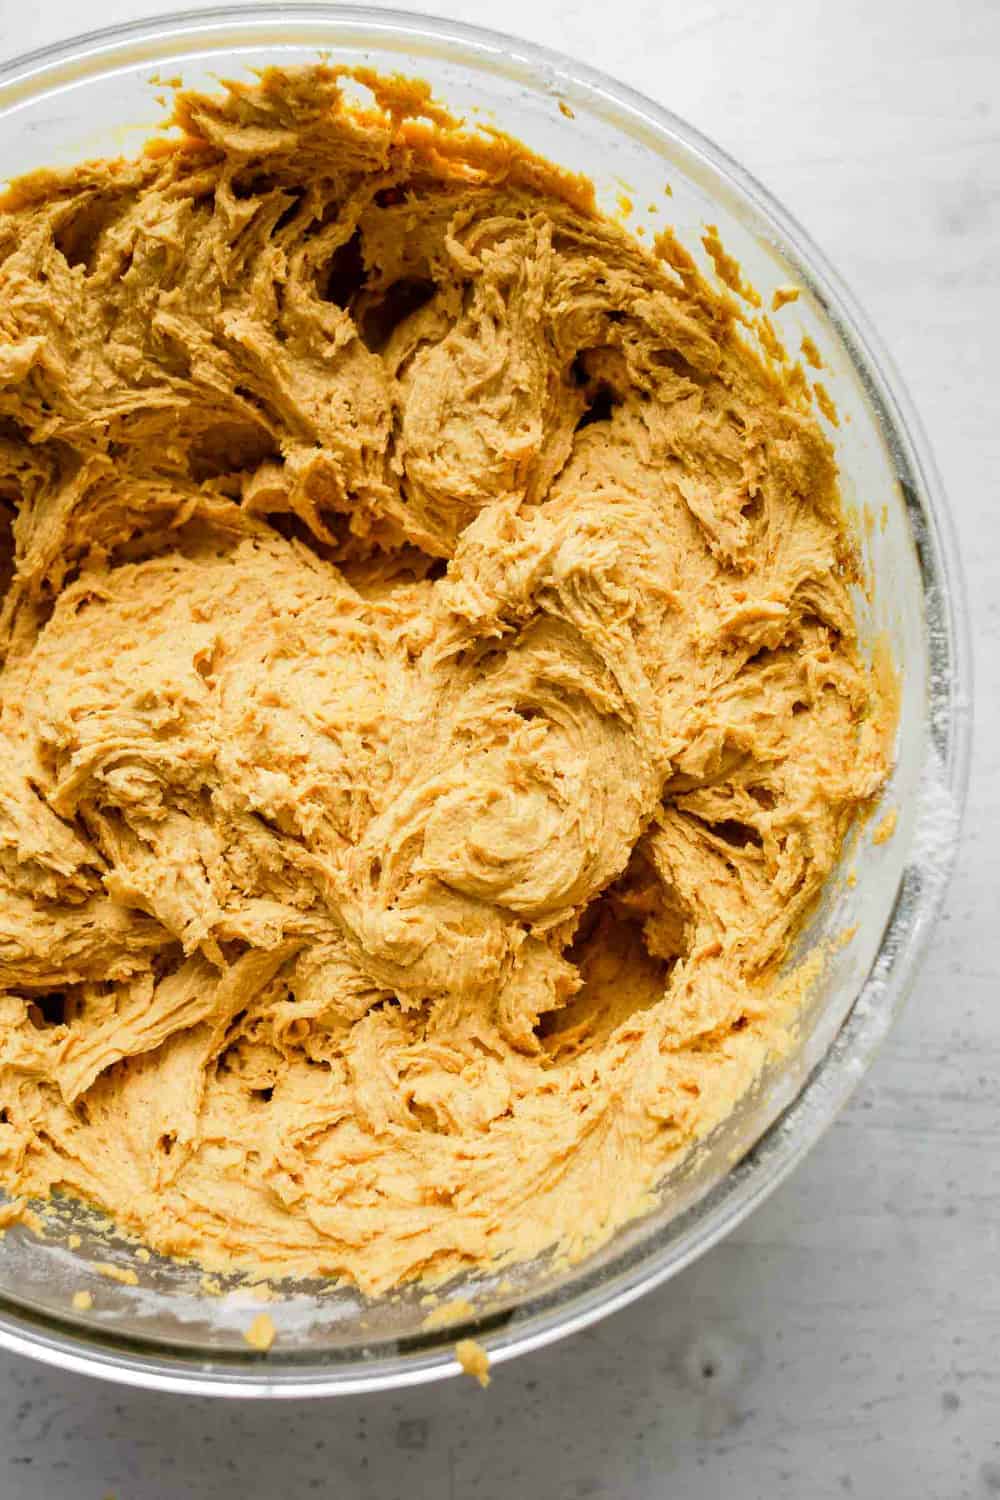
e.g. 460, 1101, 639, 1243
0, 4, 971, 1396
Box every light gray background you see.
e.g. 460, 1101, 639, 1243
0, 0, 997, 1495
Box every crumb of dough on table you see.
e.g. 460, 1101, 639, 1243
0, 64, 893, 1296
244, 1312, 276, 1352
455, 1338, 491, 1388
71, 1289, 94, 1311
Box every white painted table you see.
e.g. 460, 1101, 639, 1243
1, 2, 997, 1494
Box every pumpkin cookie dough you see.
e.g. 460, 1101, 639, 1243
0, 68, 891, 1295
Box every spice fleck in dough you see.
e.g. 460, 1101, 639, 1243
0, 68, 891, 1294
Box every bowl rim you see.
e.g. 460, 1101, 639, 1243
0, 2, 973, 1397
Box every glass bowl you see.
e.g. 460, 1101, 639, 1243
0, 4, 971, 1396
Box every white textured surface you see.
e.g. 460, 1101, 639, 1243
0, 1, 997, 1494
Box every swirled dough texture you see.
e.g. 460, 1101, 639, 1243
0, 69, 891, 1293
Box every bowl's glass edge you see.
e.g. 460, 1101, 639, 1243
0, 3, 973, 1396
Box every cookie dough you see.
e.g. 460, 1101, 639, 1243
456, 1337, 491, 1387
244, 1312, 276, 1352
0, 69, 891, 1294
